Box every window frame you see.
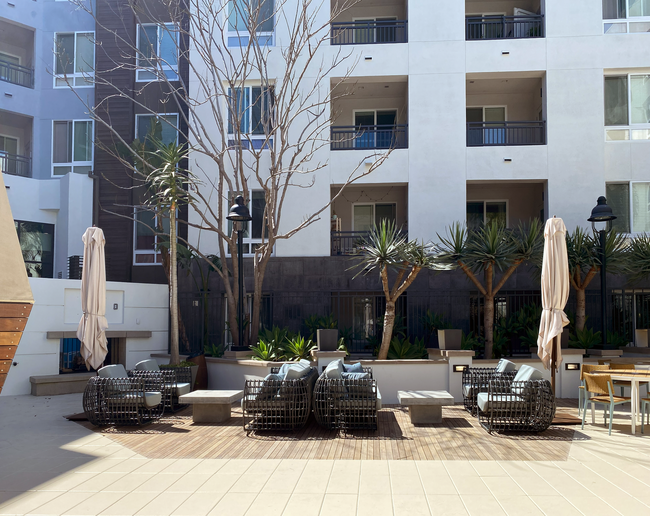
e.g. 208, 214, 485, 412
227, 0, 276, 47
53, 31, 95, 88
351, 202, 398, 232
603, 0, 650, 33
14, 219, 55, 279
466, 200, 509, 228
135, 23, 179, 83
604, 72, 650, 141
51, 119, 94, 177
134, 112, 180, 146
132, 207, 173, 266
226, 85, 274, 149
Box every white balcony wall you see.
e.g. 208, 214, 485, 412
466, 146, 548, 181
466, 39, 547, 74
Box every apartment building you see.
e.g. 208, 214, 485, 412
1, 0, 94, 279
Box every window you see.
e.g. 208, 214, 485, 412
135, 113, 179, 145
604, 182, 650, 233
353, 110, 398, 149
606, 183, 631, 232
54, 32, 94, 87
227, 191, 268, 255
604, 74, 650, 140
352, 203, 396, 232
467, 201, 507, 229
136, 24, 178, 82
228, 0, 275, 46
227, 86, 274, 149
52, 120, 93, 176
467, 107, 507, 145
0, 135, 19, 175
14, 220, 55, 278
133, 209, 170, 264
352, 17, 398, 44
603, 0, 650, 33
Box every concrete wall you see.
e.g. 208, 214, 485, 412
2, 278, 169, 397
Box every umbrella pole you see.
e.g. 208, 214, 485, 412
551, 335, 557, 395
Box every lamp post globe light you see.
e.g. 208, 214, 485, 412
226, 195, 252, 349
587, 196, 617, 349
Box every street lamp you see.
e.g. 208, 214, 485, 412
226, 195, 252, 349
587, 196, 617, 349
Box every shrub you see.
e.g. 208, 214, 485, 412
250, 339, 285, 361
569, 327, 602, 350
387, 336, 428, 360
282, 335, 316, 361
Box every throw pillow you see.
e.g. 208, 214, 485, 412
324, 359, 344, 379
344, 362, 363, 373
256, 373, 283, 400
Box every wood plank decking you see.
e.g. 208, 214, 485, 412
80, 402, 583, 461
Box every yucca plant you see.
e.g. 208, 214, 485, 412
282, 335, 316, 361
569, 327, 602, 350
461, 331, 482, 352
387, 336, 428, 360
607, 330, 629, 349
259, 326, 293, 347
250, 339, 285, 361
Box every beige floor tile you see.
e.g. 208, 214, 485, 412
357, 493, 393, 516
135, 491, 191, 516
451, 477, 490, 496
195, 472, 242, 493
186, 459, 229, 476
319, 494, 358, 516
104, 460, 151, 474
132, 459, 177, 475
167, 473, 211, 493
460, 495, 506, 516
392, 494, 431, 516
230, 471, 277, 494
281, 493, 324, 516
390, 473, 424, 495
426, 494, 468, 516
359, 474, 391, 495
103, 473, 155, 493
136, 473, 185, 493
0, 492, 25, 508
18, 491, 93, 515
444, 463, 479, 478
526, 464, 593, 497
207, 492, 256, 516
170, 492, 223, 516
60, 491, 127, 516
293, 463, 334, 495
72, 460, 126, 475
420, 474, 458, 496
361, 461, 389, 476
508, 474, 557, 496
529, 496, 583, 516
326, 463, 360, 495
70, 472, 124, 492
159, 459, 203, 475
98, 491, 157, 515
215, 459, 255, 476
563, 495, 623, 516
261, 462, 308, 494
244, 493, 290, 516
496, 496, 544, 516
470, 462, 507, 477
38, 473, 99, 492
388, 461, 419, 476
482, 477, 526, 497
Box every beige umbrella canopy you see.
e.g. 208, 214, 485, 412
537, 217, 570, 391
77, 227, 109, 370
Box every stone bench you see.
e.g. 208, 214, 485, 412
179, 390, 243, 423
30, 373, 96, 396
397, 390, 454, 424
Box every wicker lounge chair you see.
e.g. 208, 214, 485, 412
134, 359, 191, 411
477, 365, 555, 433
242, 359, 318, 433
313, 359, 381, 431
83, 364, 164, 426
462, 358, 517, 415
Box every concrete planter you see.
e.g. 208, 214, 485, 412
438, 329, 462, 350
317, 329, 339, 351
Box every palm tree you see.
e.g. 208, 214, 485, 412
354, 220, 440, 360
437, 219, 543, 359
567, 227, 629, 332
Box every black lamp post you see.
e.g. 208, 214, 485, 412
226, 195, 252, 349
587, 196, 617, 349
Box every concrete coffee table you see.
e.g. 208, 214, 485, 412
397, 390, 454, 424
179, 390, 243, 423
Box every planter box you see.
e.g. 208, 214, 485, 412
317, 329, 339, 351
438, 329, 462, 350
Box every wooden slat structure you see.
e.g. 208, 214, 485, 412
81, 402, 580, 461
0, 173, 34, 395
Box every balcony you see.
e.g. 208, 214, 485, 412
330, 125, 408, 150
0, 152, 31, 177
331, 20, 408, 45
0, 19, 35, 89
467, 181, 546, 229
0, 109, 33, 178
466, 15, 544, 40
466, 121, 546, 146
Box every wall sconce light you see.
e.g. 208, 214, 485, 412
501, 51, 510, 55
364, 56, 372, 61
565, 363, 580, 371
503, 158, 512, 162
453, 365, 467, 373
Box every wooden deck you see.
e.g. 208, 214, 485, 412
80, 401, 583, 461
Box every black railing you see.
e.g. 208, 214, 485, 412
0, 59, 34, 88
68, 255, 83, 279
331, 124, 408, 150
466, 15, 544, 40
466, 121, 546, 147
331, 230, 408, 256
331, 20, 408, 45
0, 152, 31, 177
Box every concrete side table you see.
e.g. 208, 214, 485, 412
179, 390, 243, 423
397, 390, 454, 424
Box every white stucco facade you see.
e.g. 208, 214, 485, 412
188, 0, 650, 257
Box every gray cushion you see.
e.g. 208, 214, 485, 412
495, 359, 516, 373
285, 361, 311, 380
462, 384, 473, 397
344, 362, 363, 373
256, 373, 283, 400
143, 391, 162, 408
134, 359, 159, 372
325, 359, 344, 379
377, 388, 382, 410
298, 359, 312, 368
105, 391, 162, 408
98, 364, 128, 378
277, 363, 291, 378
511, 365, 544, 394
174, 382, 191, 396
476, 392, 525, 412
341, 372, 369, 381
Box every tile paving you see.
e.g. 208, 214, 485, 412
1, 394, 650, 515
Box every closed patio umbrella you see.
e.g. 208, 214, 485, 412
77, 227, 108, 370
537, 217, 570, 393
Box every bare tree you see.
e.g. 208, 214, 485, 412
65, 0, 395, 345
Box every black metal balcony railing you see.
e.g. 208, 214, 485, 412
0, 59, 34, 88
331, 230, 408, 256
466, 121, 546, 147
331, 125, 408, 151
331, 20, 408, 45
466, 15, 544, 40
0, 152, 31, 177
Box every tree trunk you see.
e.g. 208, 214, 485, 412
483, 265, 494, 359
575, 287, 586, 332
169, 207, 180, 365
378, 300, 395, 360
250, 253, 271, 346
